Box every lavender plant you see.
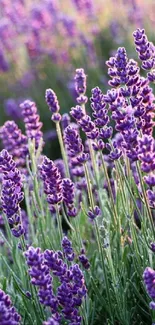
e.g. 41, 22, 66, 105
0, 28, 155, 325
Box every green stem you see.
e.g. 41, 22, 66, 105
56, 122, 70, 178
84, 161, 114, 322
100, 152, 117, 226
136, 161, 155, 237
56, 204, 63, 245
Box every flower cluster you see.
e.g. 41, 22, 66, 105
20, 100, 43, 150
143, 267, 155, 309
45, 89, 61, 122
0, 149, 24, 237
74, 68, 88, 105
0, 120, 27, 169
133, 28, 155, 82
62, 178, 77, 217
25, 241, 87, 324
0, 289, 21, 325
25, 246, 57, 310
39, 156, 63, 207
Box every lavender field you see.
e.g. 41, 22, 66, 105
0, 1, 155, 325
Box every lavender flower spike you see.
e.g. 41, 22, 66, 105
45, 89, 61, 122
143, 267, 155, 299
64, 126, 84, 158
25, 246, 57, 310
0, 149, 24, 237
74, 68, 88, 104
39, 156, 63, 206
62, 236, 75, 261
62, 178, 77, 217
0, 289, 21, 324
20, 100, 43, 150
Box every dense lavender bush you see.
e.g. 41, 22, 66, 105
0, 28, 155, 325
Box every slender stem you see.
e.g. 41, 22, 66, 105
100, 152, 117, 226
56, 204, 63, 244
84, 163, 95, 208
136, 162, 155, 237
56, 122, 70, 178
84, 161, 114, 321
61, 205, 75, 232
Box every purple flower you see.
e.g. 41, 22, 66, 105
138, 135, 155, 172
61, 113, 71, 131
133, 28, 155, 63
70, 106, 85, 121
88, 206, 100, 220
70, 107, 99, 140
20, 100, 43, 150
54, 159, 65, 178
25, 246, 57, 310
74, 68, 87, 96
4, 98, 22, 120
62, 178, 77, 217
64, 126, 84, 158
57, 264, 86, 322
150, 243, 155, 252
0, 289, 21, 325
74, 68, 88, 105
62, 236, 75, 261
149, 301, 155, 310
79, 249, 90, 270
91, 87, 109, 127
143, 267, 155, 299
0, 120, 27, 169
44, 250, 67, 278
43, 315, 60, 325
45, 89, 60, 114
0, 150, 24, 237
39, 156, 63, 206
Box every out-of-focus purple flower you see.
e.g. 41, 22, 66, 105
4, 98, 22, 120
25, 246, 58, 310
79, 248, 90, 269
62, 178, 77, 217
43, 130, 57, 142
72, 0, 94, 15
88, 206, 100, 220
61, 113, 71, 131
74, 68, 87, 95
138, 135, 155, 173
0, 120, 27, 169
150, 243, 155, 252
74, 68, 88, 104
20, 100, 43, 150
0, 48, 9, 71
43, 315, 60, 325
149, 301, 155, 310
39, 156, 63, 206
143, 267, 155, 299
62, 236, 75, 261
0, 289, 21, 324
54, 159, 65, 179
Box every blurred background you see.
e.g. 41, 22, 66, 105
0, 0, 155, 158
